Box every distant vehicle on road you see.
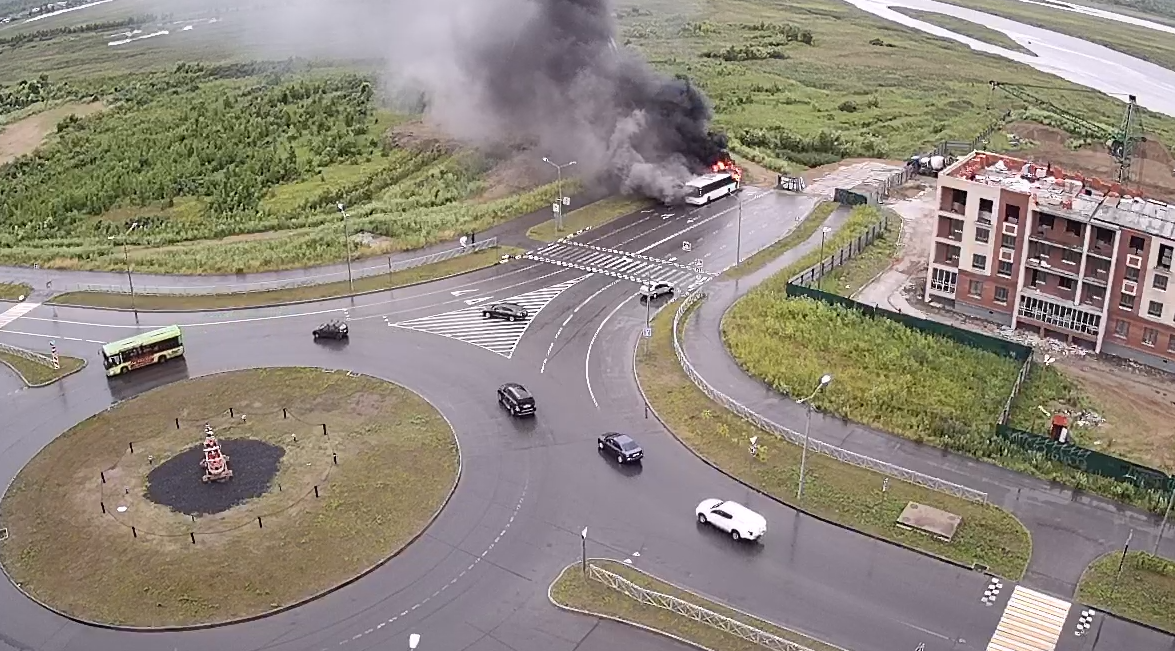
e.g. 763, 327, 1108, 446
640, 282, 674, 300
598, 432, 644, 464
312, 321, 349, 340
695, 499, 766, 542
102, 325, 184, 377
498, 382, 536, 417
683, 172, 740, 206
483, 302, 529, 322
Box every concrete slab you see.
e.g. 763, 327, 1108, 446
896, 502, 962, 542
804, 161, 904, 199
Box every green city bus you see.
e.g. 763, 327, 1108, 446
101, 325, 185, 377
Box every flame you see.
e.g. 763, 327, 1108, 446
711, 158, 743, 183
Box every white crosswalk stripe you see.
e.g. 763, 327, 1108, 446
986, 586, 1071, 651
389, 277, 587, 358
0, 302, 40, 330
525, 241, 715, 292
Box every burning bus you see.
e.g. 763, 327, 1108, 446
680, 158, 743, 206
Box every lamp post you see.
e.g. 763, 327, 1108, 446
735, 196, 743, 265
796, 373, 832, 499
107, 222, 139, 311
1154, 485, 1175, 555
336, 202, 354, 292
818, 225, 832, 287
581, 526, 588, 574
409, 633, 420, 650
542, 157, 576, 232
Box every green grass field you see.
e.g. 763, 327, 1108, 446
0, 350, 84, 386
1077, 551, 1175, 633
0, 282, 30, 300
527, 195, 655, 242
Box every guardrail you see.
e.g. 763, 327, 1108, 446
0, 342, 55, 368
672, 291, 989, 503
586, 563, 828, 651
60, 238, 500, 296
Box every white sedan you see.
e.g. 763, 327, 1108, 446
695, 499, 767, 542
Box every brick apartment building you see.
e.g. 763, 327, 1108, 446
924, 150, 1175, 371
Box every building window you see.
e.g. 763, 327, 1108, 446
1155, 274, 1169, 291
994, 286, 1009, 305
1143, 327, 1158, 347
1001, 234, 1016, 249
1061, 249, 1080, 265
1065, 220, 1083, 237
972, 254, 986, 271
968, 280, 983, 298
1005, 204, 1020, 224
1160, 244, 1174, 271
1095, 227, 1114, 248
1039, 213, 1055, 229
1130, 235, 1146, 253
1120, 294, 1135, 310
1059, 277, 1075, 290
1126, 266, 1140, 282
1114, 319, 1129, 338
1149, 301, 1164, 317
975, 228, 990, 244
1168, 334, 1175, 353
997, 261, 1013, 277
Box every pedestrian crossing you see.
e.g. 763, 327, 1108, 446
389, 277, 587, 358
525, 241, 715, 292
0, 302, 39, 330
986, 586, 1071, 651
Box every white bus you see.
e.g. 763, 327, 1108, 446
683, 172, 740, 206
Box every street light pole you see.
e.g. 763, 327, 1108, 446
1154, 486, 1175, 555
109, 222, 139, 311
336, 202, 354, 292
735, 197, 743, 265
817, 225, 831, 287
581, 526, 588, 574
797, 373, 833, 499
543, 157, 577, 233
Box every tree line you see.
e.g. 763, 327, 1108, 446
0, 16, 154, 47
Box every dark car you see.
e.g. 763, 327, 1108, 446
598, 432, 643, 464
498, 382, 536, 417
641, 282, 674, 300
483, 302, 529, 322
313, 321, 349, 340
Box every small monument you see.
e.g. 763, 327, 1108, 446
199, 424, 233, 483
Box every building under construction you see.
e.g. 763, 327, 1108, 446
925, 150, 1175, 371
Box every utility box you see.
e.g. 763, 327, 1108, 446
1049, 414, 1070, 441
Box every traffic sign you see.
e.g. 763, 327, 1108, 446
682, 241, 691, 252
552, 203, 561, 214
643, 327, 652, 338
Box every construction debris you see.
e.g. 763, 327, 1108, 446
995, 326, 1089, 357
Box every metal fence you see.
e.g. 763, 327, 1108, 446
0, 342, 55, 368
788, 215, 890, 287
672, 291, 989, 503
585, 563, 830, 651
62, 238, 500, 296
998, 356, 1034, 426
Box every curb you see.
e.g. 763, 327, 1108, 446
632, 306, 1001, 580
0, 356, 89, 388
547, 561, 717, 651
44, 250, 511, 313
0, 366, 464, 632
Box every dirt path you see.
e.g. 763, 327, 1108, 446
853, 183, 936, 316
0, 102, 106, 165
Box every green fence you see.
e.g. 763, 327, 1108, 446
784, 284, 1032, 363
995, 425, 1175, 494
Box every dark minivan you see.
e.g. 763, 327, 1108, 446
498, 382, 536, 417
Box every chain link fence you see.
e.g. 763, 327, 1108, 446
60, 238, 500, 295
672, 291, 989, 503
585, 563, 829, 651
0, 342, 55, 368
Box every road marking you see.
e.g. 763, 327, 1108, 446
0, 329, 105, 344
390, 277, 587, 358
540, 278, 620, 374
526, 242, 714, 288
0, 302, 40, 330
586, 291, 640, 408
450, 289, 478, 296
986, 586, 1071, 651
463, 296, 493, 306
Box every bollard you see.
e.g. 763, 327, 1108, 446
283, 408, 288, 419
322, 423, 327, 436
257, 516, 263, 529
333, 452, 338, 465
191, 514, 196, 522
128, 442, 134, 454
100, 471, 106, 484
101, 501, 106, 514
190, 532, 196, 544
314, 485, 319, 498
131, 526, 137, 538
148, 455, 154, 465
277, 483, 282, 492
229, 407, 234, 418
124, 487, 129, 495
175, 418, 180, 430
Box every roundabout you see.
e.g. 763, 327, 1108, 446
0, 367, 460, 628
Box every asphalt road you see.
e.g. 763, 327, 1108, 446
0, 190, 1169, 651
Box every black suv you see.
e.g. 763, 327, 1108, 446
313, 321, 349, 340
598, 432, 644, 464
641, 282, 674, 300
498, 382, 536, 417
483, 302, 529, 322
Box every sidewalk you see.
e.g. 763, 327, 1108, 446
682, 206, 1175, 599
0, 188, 609, 296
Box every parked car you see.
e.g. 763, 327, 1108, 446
313, 321, 349, 340
598, 432, 644, 464
695, 499, 766, 542
498, 382, 536, 417
640, 282, 674, 300
483, 302, 529, 322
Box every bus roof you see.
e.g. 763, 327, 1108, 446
101, 325, 182, 358
684, 172, 733, 188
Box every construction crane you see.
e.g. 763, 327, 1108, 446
988, 80, 1145, 187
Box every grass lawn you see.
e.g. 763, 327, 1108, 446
550, 560, 843, 651
47, 246, 520, 311
818, 219, 899, 296
723, 201, 835, 279
0, 282, 31, 301
933, 0, 1175, 73
527, 195, 656, 242
0, 350, 84, 386
1077, 551, 1175, 634
638, 301, 1031, 578
889, 7, 1035, 56
0, 367, 459, 627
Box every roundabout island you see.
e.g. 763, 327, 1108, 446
0, 367, 460, 628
